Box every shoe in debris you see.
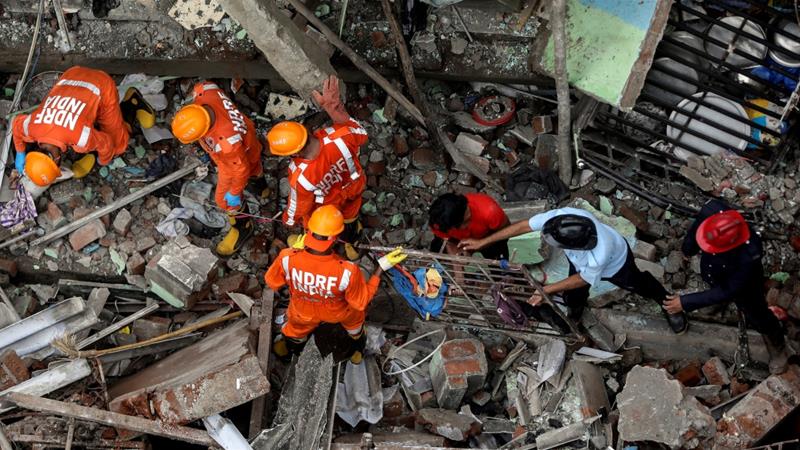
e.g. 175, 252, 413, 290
71, 154, 96, 179
664, 310, 689, 335
216, 215, 254, 256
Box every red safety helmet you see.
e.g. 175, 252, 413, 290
696, 210, 750, 254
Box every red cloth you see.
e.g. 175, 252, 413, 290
191, 82, 263, 210
13, 66, 129, 165
431, 193, 508, 241
283, 118, 368, 227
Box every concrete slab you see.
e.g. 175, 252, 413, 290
593, 308, 769, 364
108, 320, 269, 424
217, 0, 338, 102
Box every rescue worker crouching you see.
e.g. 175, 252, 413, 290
171, 81, 266, 257
12, 66, 155, 187
265, 205, 406, 363
267, 75, 367, 260
664, 200, 793, 375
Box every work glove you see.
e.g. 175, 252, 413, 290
378, 248, 407, 271
288, 234, 306, 250
224, 192, 242, 208
14, 151, 26, 175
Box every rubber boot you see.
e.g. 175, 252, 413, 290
663, 310, 689, 335
763, 333, 790, 375
71, 154, 96, 179
216, 214, 254, 256
286, 336, 307, 356
349, 329, 367, 364
120, 87, 156, 129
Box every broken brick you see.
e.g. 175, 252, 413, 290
393, 135, 409, 156
702, 357, 730, 386
136, 236, 157, 253
44, 202, 66, 229
0, 349, 29, 390
410, 147, 438, 171
674, 361, 703, 387
716, 365, 800, 448
216, 271, 248, 298
0, 259, 17, 278
730, 377, 751, 397
633, 240, 657, 262
487, 345, 507, 363
416, 408, 482, 441
68, 219, 107, 251
113, 208, 133, 236
126, 252, 146, 276
429, 339, 487, 409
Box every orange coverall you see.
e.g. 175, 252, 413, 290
283, 118, 368, 227
265, 248, 380, 338
12, 66, 129, 166
191, 82, 263, 210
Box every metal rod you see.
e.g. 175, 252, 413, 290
0, 227, 44, 250
452, 6, 473, 42
31, 161, 201, 247
64, 417, 75, 450
659, 35, 791, 100
51, 0, 73, 51
77, 303, 160, 350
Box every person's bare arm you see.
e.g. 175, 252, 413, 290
459, 219, 531, 252
528, 273, 589, 305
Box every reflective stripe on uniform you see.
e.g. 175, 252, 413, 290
76, 126, 91, 148
348, 127, 367, 135
282, 255, 290, 281
56, 79, 101, 96
213, 143, 222, 153
227, 134, 242, 145
324, 136, 360, 181
22, 115, 31, 135
296, 174, 316, 192
339, 269, 351, 291
286, 185, 298, 226
201, 83, 220, 91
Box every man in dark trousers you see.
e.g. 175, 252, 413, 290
664, 199, 791, 374
461, 207, 687, 334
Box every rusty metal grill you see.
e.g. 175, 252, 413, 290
579, 0, 800, 212
364, 245, 581, 340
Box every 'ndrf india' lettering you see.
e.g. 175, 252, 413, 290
32, 95, 87, 131
290, 268, 338, 298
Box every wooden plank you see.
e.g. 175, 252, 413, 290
3, 392, 215, 446
30, 161, 201, 247
248, 289, 274, 439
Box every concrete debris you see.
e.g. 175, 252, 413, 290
108, 320, 269, 424
716, 365, 800, 448
168, 0, 225, 30
618, 366, 716, 449
144, 238, 219, 309
251, 337, 332, 450
0, 359, 92, 414
429, 338, 488, 409
416, 408, 481, 441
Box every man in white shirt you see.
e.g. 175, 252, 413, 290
460, 207, 687, 334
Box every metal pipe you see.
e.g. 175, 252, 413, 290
77, 303, 160, 350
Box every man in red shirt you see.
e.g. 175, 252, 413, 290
429, 193, 510, 260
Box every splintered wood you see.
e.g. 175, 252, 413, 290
364, 246, 580, 339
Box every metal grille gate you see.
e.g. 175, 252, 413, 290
365, 245, 582, 341
579, 0, 800, 214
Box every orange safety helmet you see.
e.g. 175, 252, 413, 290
696, 209, 750, 254
305, 205, 344, 252
171, 104, 211, 144
24, 152, 61, 187
267, 121, 308, 156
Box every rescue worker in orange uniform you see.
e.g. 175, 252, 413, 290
12, 66, 154, 186
265, 205, 406, 363
267, 75, 367, 259
171, 81, 265, 256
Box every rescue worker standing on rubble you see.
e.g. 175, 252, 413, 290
460, 207, 688, 334
265, 205, 406, 363
12, 66, 155, 186
171, 81, 265, 257
428, 192, 510, 259
267, 75, 367, 260
664, 199, 792, 374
